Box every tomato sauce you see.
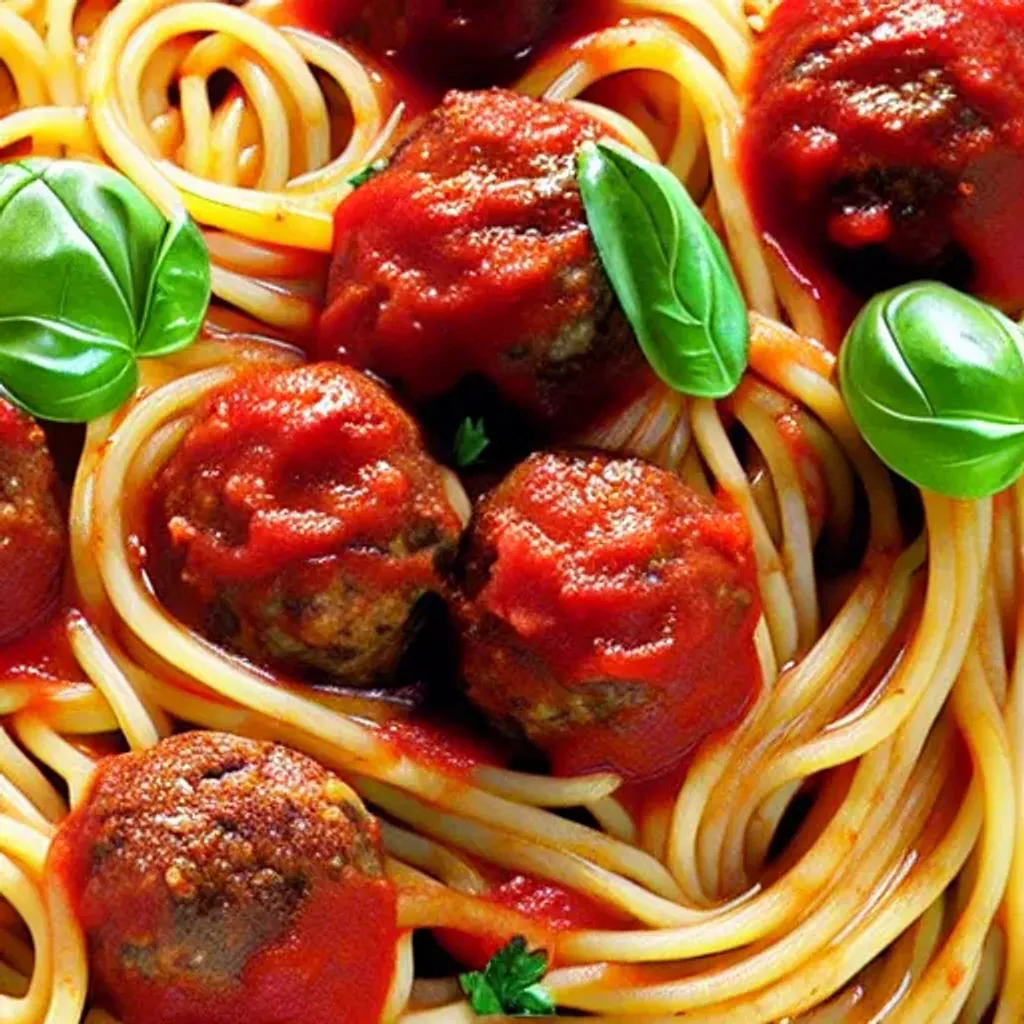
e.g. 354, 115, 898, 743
741, 0, 1024, 342
0, 610, 80, 685
50, 824, 397, 1024
437, 872, 628, 969
146, 364, 462, 684
460, 452, 763, 782
48, 734, 399, 1024
380, 715, 502, 779
319, 89, 647, 432
0, 401, 66, 644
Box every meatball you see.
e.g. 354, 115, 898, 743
456, 451, 762, 782
0, 400, 65, 644
741, 0, 1024, 336
288, 1, 560, 85
319, 90, 647, 434
147, 363, 465, 686
48, 732, 397, 1024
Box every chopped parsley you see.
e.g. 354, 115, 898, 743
346, 158, 390, 189
454, 417, 490, 468
459, 936, 555, 1017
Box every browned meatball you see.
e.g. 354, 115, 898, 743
147, 364, 465, 686
319, 90, 647, 434
456, 451, 763, 781
0, 399, 65, 643
49, 732, 398, 1024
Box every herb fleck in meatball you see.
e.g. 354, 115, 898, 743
148, 363, 465, 686
0, 399, 64, 644
457, 451, 762, 781
319, 90, 647, 434
49, 732, 397, 1024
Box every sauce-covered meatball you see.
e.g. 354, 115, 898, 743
49, 732, 397, 1024
319, 90, 646, 433
147, 363, 464, 686
741, 0, 1024, 335
456, 451, 762, 782
0, 400, 65, 644
288, 1, 561, 85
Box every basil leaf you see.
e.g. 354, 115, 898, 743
576, 139, 748, 398
0, 159, 211, 422
839, 281, 1024, 499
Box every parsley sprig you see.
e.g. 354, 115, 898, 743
459, 936, 555, 1017
454, 417, 490, 468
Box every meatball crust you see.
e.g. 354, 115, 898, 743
50, 732, 397, 1024
742, 0, 1024, 330
457, 451, 762, 781
148, 363, 464, 686
319, 90, 646, 433
0, 400, 64, 644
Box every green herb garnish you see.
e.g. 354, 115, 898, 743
346, 158, 390, 189
454, 417, 490, 467
839, 281, 1024, 499
459, 936, 555, 1017
0, 159, 210, 422
576, 139, 749, 399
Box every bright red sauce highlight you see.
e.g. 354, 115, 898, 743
0, 610, 80, 684
380, 716, 501, 779
460, 452, 762, 782
741, 0, 1024, 341
438, 872, 628, 968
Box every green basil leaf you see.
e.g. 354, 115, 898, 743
137, 212, 211, 357
0, 159, 211, 422
576, 139, 748, 398
839, 281, 1024, 499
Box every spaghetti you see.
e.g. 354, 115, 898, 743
0, 1, 1018, 1022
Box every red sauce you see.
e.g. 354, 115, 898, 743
459, 452, 762, 782
151, 364, 455, 586
741, 0, 1024, 341
380, 715, 501, 779
0, 610, 80, 685
319, 89, 647, 432
437, 872, 628, 968
0, 401, 66, 644
48, 734, 399, 1024
51, 827, 396, 1024
146, 363, 462, 684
